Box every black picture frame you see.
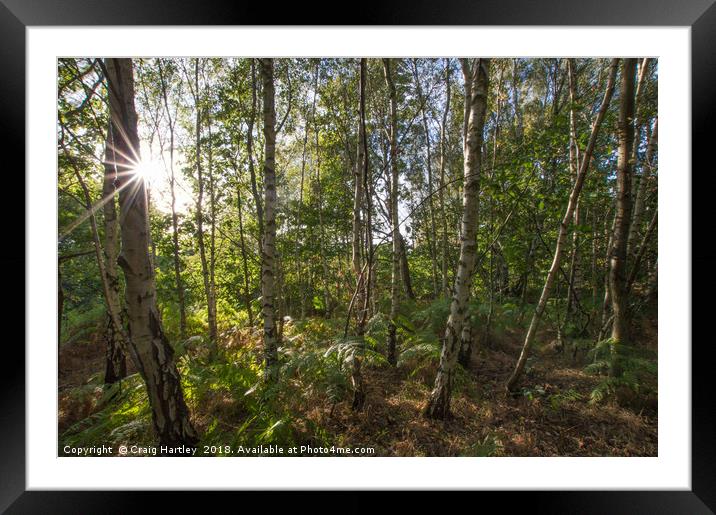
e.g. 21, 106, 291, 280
3, 1, 713, 511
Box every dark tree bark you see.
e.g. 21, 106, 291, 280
58, 268, 64, 348
397, 232, 416, 301
100, 116, 128, 384
57, 250, 94, 348
609, 58, 637, 378
61, 113, 128, 386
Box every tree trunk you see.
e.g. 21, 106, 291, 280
628, 118, 658, 261
58, 268, 64, 348
626, 59, 652, 258
315, 110, 331, 316
294, 62, 320, 319
69, 160, 127, 386
591, 208, 599, 310
157, 60, 187, 340
424, 58, 490, 420
597, 213, 616, 343
236, 181, 254, 326
206, 104, 218, 354
259, 58, 280, 381
439, 59, 451, 297
100, 119, 128, 384
247, 59, 265, 245
472, 64, 503, 365
505, 59, 618, 393
192, 59, 218, 356
61, 95, 129, 386
511, 59, 524, 142
563, 58, 582, 326
352, 62, 366, 328
458, 321, 474, 368
627, 208, 657, 294
413, 59, 439, 297
383, 58, 401, 367
350, 58, 369, 410
609, 58, 637, 378
103, 315, 127, 385
397, 232, 415, 300
107, 58, 198, 448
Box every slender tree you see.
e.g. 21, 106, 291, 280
236, 176, 254, 326
424, 58, 490, 420
383, 58, 401, 366
413, 59, 440, 297
183, 58, 219, 355
438, 59, 451, 296
157, 59, 187, 340
259, 58, 280, 381
563, 58, 582, 328
629, 118, 658, 261
349, 58, 369, 410
506, 59, 618, 393
247, 59, 264, 243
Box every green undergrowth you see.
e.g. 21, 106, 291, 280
59, 298, 657, 456
60, 373, 153, 455
585, 338, 658, 405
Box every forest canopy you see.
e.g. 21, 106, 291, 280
58, 57, 658, 457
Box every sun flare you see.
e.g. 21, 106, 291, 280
132, 158, 164, 184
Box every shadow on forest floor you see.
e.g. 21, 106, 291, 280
58, 317, 657, 457
311, 324, 657, 457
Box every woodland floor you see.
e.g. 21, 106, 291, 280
58, 317, 657, 457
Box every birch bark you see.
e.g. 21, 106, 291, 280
424, 58, 490, 419
108, 58, 198, 447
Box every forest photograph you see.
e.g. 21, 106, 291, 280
57, 56, 658, 458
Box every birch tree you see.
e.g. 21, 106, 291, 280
100, 121, 128, 384
108, 58, 198, 447
424, 58, 490, 420
259, 58, 280, 381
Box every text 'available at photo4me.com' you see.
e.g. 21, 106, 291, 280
62, 444, 377, 456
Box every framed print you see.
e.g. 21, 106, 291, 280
3, 0, 714, 511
